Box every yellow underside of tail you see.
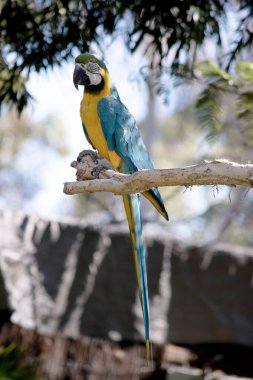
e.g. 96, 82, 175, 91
143, 190, 168, 220
122, 195, 142, 304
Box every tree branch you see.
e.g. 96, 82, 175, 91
63, 156, 253, 196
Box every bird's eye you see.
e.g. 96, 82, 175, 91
86, 62, 100, 73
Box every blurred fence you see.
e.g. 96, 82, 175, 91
1, 208, 253, 378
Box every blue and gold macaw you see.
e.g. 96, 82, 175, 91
73, 53, 168, 362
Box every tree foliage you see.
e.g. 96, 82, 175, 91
195, 61, 253, 144
0, 344, 36, 380
1, 0, 253, 112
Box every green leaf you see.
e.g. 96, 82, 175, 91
237, 91, 253, 124
0, 344, 37, 380
197, 61, 231, 81
195, 84, 223, 138
236, 61, 253, 81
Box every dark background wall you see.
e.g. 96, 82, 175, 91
1, 208, 253, 348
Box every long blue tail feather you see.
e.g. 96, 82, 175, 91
123, 194, 150, 363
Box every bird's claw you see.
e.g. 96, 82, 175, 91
91, 161, 114, 178
77, 149, 99, 163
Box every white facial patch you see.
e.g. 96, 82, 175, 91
86, 71, 102, 86
76, 62, 102, 86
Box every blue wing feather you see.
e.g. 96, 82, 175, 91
98, 96, 154, 172
98, 96, 168, 220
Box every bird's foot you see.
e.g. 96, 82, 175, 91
91, 160, 114, 179
77, 149, 99, 163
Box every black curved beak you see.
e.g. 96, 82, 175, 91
73, 65, 90, 90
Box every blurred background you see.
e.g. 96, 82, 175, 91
1, 1, 253, 379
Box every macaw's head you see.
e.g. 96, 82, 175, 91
73, 53, 108, 92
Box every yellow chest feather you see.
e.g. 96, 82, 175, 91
80, 77, 121, 169
80, 95, 109, 160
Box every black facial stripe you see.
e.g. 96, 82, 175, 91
85, 76, 105, 94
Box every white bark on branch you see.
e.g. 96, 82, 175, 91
63, 156, 253, 196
